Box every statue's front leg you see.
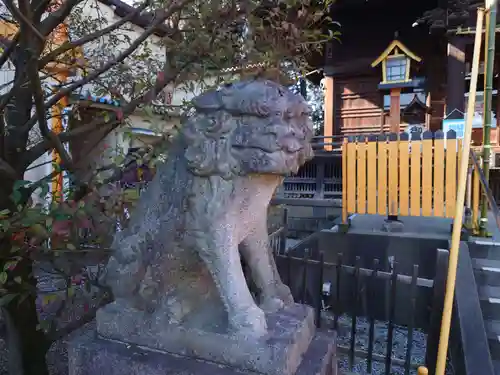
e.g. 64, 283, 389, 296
196, 227, 267, 337
240, 219, 294, 313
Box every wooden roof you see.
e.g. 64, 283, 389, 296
371, 40, 422, 68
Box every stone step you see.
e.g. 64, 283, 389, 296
478, 286, 500, 322
480, 297, 500, 321
473, 259, 500, 287
493, 359, 500, 375
469, 240, 500, 260
483, 320, 500, 360
480, 286, 500, 299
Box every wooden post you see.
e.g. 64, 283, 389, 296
480, 0, 497, 237
496, 62, 500, 140
446, 37, 466, 119
425, 92, 432, 129
389, 88, 401, 133
323, 76, 335, 150
50, 2, 69, 202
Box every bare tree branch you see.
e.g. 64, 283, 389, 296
0, 158, 18, 180
4, 1, 44, 41
38, 0, 84, 37
0, 31, 19, 70
33, 0, 56, 21
21, 0, 195, 133
28, 53, 73, 171
22, 6, 240, 169
39, 0, 151, 68
21, 56, 189, 169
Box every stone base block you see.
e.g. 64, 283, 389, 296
96, 303, 316, 375
68, 326, 337, 375
381, 219, 405, 233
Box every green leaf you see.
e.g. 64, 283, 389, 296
36, 320, 50, 332
31, 223, 49, 239
0, 272, 8, 284
9, 246, 20, 253
13, 180, 31, 191
38, 182, 50, 198
0, 220, 10, 231
0, 293, 17, 307
4, 260, 17, 271
0, 209, 10, 217
51, 162, 61, 173
13, 276, 21, 284
9, 190, 22, 205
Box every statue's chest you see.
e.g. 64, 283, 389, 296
230, 177, 281, 241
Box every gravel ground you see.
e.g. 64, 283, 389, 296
329, 314, 454, 375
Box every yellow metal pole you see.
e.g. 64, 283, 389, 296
434, 8, 485, 375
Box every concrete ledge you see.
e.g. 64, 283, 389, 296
68, 325, 337, 375
96, 303, 316, 375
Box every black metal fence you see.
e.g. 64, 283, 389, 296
267, 217, 449, 375
271, 234, 433, 375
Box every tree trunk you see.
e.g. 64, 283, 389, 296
0, 193, 50, 375
4, 262, 50, 375
0, 11, 53, 374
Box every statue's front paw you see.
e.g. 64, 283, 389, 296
259, 282, 294, 313
275, 282, 294, 306
229, 304, 267, 338
260, 296, 284, 313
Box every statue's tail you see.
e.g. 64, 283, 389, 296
100, 232, 146, 299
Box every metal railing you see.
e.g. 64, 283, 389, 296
468, 150, 500, 234
267, 221, 449, 375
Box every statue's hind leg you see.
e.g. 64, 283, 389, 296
240, 219, 294, 313
197, 228, 268, 337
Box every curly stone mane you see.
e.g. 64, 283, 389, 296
103, 80, 313, 312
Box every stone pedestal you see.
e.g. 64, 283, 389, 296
68, 304, 337, 375
381, 218, 405, 232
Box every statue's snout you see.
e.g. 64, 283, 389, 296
279, 131, 305, 153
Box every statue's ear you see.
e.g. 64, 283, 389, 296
192, 90, 223, 112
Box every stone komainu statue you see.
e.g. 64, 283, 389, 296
102, 80, 314, 337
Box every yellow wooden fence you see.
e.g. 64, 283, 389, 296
341, 130, 463, 223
